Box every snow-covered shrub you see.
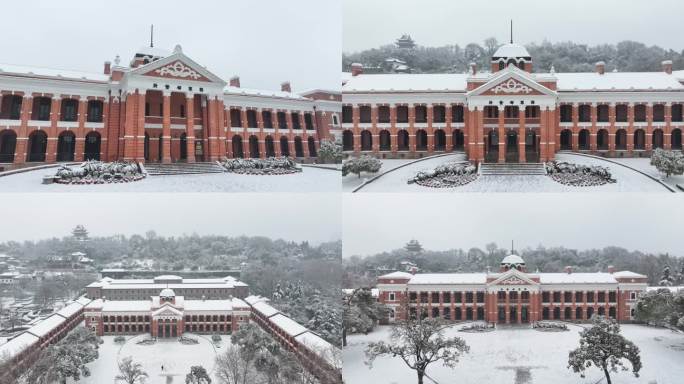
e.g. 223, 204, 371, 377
178, 335, 199, 345
136, 338, 156, 345
342, 155, 382, 178
52, 160, 144, 184
407, 162, 477, 188
650, 148, 684, 178
533, 321, 569, 332
114, 335, 126, 343
221, 156, 302, 175
211, 334, 222, 343
317, 139, 343, 164
545, 161, 616, 186
458, 322, 494, 333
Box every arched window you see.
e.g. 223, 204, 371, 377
452, 129, 464, 150
0, 130, 18, 163
379, 130, 391, 151
307, 137, 317, 157
671, 129, 682, 150
56, 131, 76, 161
415, 129, 427, 151
652, 129, 664, 149
578, 129, 590, 150
560, 129, 572, 150
397, 130, 409, 151
615, 129, 627, 150
360, 130, 372, 151
265, 136, 275, 157
249, 135, 260, 158
280, 136, 290, 157
27, 130, 48, 162
634, 129, 645, 150
434, 129, 446, 151
232, 135, 244, 158
294, 137, 304, 157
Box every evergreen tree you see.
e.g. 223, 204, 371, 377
660, 265, 675, 286
185, 366, 212, 384
568, 316, 641, 384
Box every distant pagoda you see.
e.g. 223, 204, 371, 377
72, 225, 89, 242
395, 34, 416, 49
404, 239, 424, 255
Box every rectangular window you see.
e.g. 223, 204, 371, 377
396, 106, 409, 123
262, 111, 273, 128
575, 292, 584, 302
388, 292, 395, 301
292, 113, 301, 129
88, 101, 103, 122
409, 292, 417, 302
598, 292, 606, 302
180, 105, 185, 118
587, 292, 595, 302
304, 113, 313, 129
630, 292, 637, 300
672, 104, 683, 122
442, 292, 451, 303
634, 105, 646, 122
653, 104, 665, 122
247, 110, 258, 127
542, 292, 550, 303
451, 105, 464, 122
414, 106, 427, 123
597, 105, 609, 122
560, 105, 573, 122
465, 292, 474, 303
431, 292, 440, 303
453, 292, 462, 303
359, 106, 371, 123
277, 112, 287, 129
433, 105, 446, 123
578, 105, 591, 122
420, 292, 428, 303
608, 291, 616, 303
553, 292, 561, 302
230, 109, 242, 127
476, 292, 485, 303
377, 106, 390, 123
564, 291, 573, 302
342, 106, 353, 123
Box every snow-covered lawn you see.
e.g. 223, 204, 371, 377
353, 153, 669, 192
343, 324, 684, 384
610, 156, 684, 191
0, 166, 340, 192
66, 334, 227, 383
342, 155, 464, 192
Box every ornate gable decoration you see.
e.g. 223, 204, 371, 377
499, 276, 528, 285
143, 60, 211, 82
493, 78, 533, 94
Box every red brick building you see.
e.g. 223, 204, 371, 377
377, 254, 648, 324
83, 288, 251, 338
0, 44, 340, 169
342, 43, 684, 163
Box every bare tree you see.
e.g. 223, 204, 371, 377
215, 344, 255, 384
365, 317, 469, 384
115, 356, 148, 384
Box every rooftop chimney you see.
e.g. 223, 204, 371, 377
351, 63, 364, 77
596, 61, 606, 75
103, 61, 111, 75
469, 62, 477, 75
281, 81, 291, 93
607, 265, 615, 274
564, 266, 573, 274
230, 76, 240, 88
662, 60, 673, 74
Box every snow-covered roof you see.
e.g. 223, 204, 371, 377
295, 331, 340, 367
75, 296, 92, 306
378, 271, 414, 280
252, 301, 281, 318
343, 73, 469, 93
224, 86, 308, 100
493, 43, 530, 58
269, 314, 308, 337
155, 275, 183, 281
0, 63, 109, 82
409, 273, 487, 285
244, 295, 268, 305
26, 315, 66, 338
159, 288, 176, 297
86, 299, 151, 312
184, 299, 234, 312
501, 254, 525, 265
55, 302, 84, 319
343, 70, 684, 94
612, 271, 648, 279
554, 72, 684, 91
673, 70, 684, 81
0, 332, 39, 358
538, 273, 618, 284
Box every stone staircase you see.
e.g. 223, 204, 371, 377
479, 162, 546, 176
143, 162, 225, 176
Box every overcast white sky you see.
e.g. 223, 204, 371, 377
0, 0, 340, 92
343, 0, 684, 53
0, 194, 341, 244
343, 194, 684, 258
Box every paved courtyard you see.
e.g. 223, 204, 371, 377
66, 334, 225, 383
345, 153, 671, 193
343, 323, 684, 384
0, 166, 340, 192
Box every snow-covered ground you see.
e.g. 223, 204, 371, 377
343, 324, 684, 384
0, 167, 340, 192
66, 334, 226, 383
352, 153, 669, 193
610, 156, 684, 191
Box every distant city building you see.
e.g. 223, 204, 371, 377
404, 239, 424, 254
377, 253, 648, 324
71, 225, 89, 242
395, 34, 416, 49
